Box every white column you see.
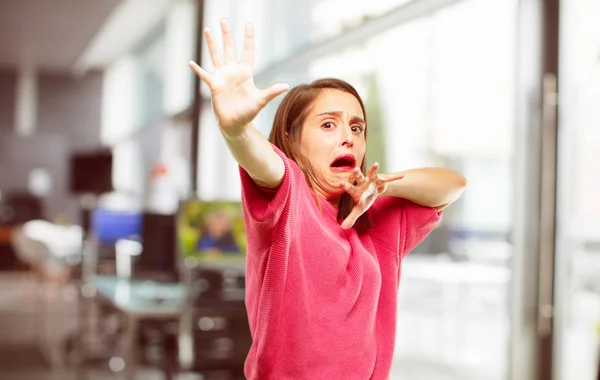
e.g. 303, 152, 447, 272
163, 0, 197, 116
15, 66, 38, 137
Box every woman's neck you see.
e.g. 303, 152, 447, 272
327, 195, 341, 208
312, 188, 340, 208
308, 178, 342, 208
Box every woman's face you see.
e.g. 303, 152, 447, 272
299, 89, 366, 204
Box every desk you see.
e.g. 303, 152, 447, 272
91, 276, 186, 380
92, 275, 186, 317
189, 257, 246, 272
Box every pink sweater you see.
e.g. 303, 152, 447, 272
239, 145, 441, 380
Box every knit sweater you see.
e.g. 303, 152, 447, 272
239, 145, 441, 380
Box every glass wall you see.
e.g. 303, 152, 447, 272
101, 0, 197, 211
555, 0, 600, 378
310, 0, 416, 43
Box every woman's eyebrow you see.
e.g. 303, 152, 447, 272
315, 111, 342, 118
350, 116, 366, 124
315, 111, 365, 124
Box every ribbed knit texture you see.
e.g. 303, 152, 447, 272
239, 145, 441, 380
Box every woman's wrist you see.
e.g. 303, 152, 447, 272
220, 123, 252, 140
382, 168, 466, 208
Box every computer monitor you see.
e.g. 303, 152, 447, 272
69, 151, 113, 195
92, 209, 143, 244
177, 199, 246, 265
134, 212, 179, 280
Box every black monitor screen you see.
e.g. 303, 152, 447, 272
135, 213, 178, 276
69, 151, 113, 195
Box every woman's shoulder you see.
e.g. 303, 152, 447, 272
239, 144, 311, 227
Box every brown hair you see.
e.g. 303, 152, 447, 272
268, 78, 372, 233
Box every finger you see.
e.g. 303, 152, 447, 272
340, 182, 361, 202
378, 173, 405, 183
240, 22, 255, 67
341, 208, 363, 230
188, 61, 213, 87
220, 18, 237, 63
368, 162, 380, 181
204, 27, 223, 68
258, 83, 290, 109
353, 167, 367, 185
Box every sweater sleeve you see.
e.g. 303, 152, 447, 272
369, 197, 442, 259
238, 144, 304, 253
400, 200, 442, 257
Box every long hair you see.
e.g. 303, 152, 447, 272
268, 78, 372, 233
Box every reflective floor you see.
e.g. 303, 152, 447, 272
0, 257, 597, 380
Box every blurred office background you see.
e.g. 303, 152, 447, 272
0, 0, 598, 379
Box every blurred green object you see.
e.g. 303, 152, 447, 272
178, 200, 246, 259
364, 73, 387, 173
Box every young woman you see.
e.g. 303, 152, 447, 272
188, 19, 467, 380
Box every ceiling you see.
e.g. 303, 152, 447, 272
0, 0, 121, 71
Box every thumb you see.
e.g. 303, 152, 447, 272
258, 83, 290, 108
340, 208, 362, 230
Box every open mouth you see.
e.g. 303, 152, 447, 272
330, 154, 356, 171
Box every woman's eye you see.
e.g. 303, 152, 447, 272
322, 122, 335, 129
352, 125, 364, 133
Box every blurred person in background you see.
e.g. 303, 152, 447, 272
196, 209, 240, 254
188, 18, 466, 380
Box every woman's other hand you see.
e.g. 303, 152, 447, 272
188, 19, 289, 137
340, 163, 404, 230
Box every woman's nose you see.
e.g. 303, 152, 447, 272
341, 125, 354, 147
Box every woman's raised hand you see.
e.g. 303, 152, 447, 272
188, 19, 289, 136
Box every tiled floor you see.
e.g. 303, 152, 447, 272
0, 259, 598, 380
0, 269, 506, 380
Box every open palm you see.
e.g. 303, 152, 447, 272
188, 19, 289, 135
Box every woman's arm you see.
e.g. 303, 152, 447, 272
188, 19, 287, 189
221, 123, 284, 188
382, 168, 467, 211
340, 164, 465, 229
